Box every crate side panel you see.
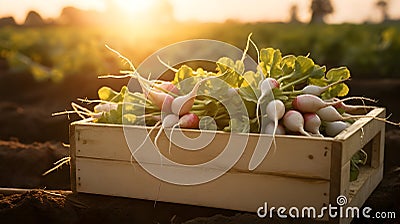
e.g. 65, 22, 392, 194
338, 165, 384, 224
335, 108, 385, 165
69, 123, 78, 192
75, 157, 330, 212
74, 123, 332, 179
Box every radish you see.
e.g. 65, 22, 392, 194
94, 102, 118, 113
316, 106, 343, 122
256, 78, 279, 125
138, 78, 175, 113
157, 81, 180, 95
171, 77, 211, 116
303, 113, 323, 136
325, 121, 350, 137
156, 113, 200, 154
301, 77, 350, 96
264, 99, 285, 134
178, 113, 200, 129
264, 122, 286, 135
316, 105, 400, 127
249, 99, 284, 171
292, 94, 377, 113
154, 114, 180, 149
282, 110, 311, 136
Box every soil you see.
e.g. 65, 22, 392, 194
0, 66, 399, 223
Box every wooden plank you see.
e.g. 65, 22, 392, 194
340, 161, 351, 199
329, 141, 342, 224
339, 164, 384, 224
73, 122, 333, 180
69, 123, 77, 193
334, 108, 385, 165
75, 157, 330, 212
371, 128, 385, 168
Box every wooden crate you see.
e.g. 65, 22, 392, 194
70, 108, 385, 223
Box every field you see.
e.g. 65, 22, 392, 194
0, 22, 400, 223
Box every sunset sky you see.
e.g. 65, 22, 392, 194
0, 0, 399, 24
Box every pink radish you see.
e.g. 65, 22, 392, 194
139, 78, 174, 113
325, 121, 350, 137
163, 113, 200, 154
302, 78, 350, 96
292, 94, 377, 113
264, 122, 286, 135
171, 77, 211, 116
282, 110, 310, 136
178, 113, 200, 129
260, 78, 280, 95
303, 113, 323, 136
156, 81, 180, 95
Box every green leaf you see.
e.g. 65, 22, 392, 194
173, 65, 198, 94
326, 67, 351, 82
216, 57, 244, 88
173, 65, 195, 84
350, 150, 368, 182
281, 55, 296, 75
199, 116, 218, 131
217, 70, 243, 88
216, 57, 236, 73
350, 161, 359, 182
234, 60, 245, 75
310, 65, 326, 79
223, 117, 250, 133
308, 77, 329, 87
259, 48, 283, 78
242, 71, 262, 88
292, 56, 315, 79
238, 85, 258, 104
110, 86, 129, 103
123, 114, 137, 124
98, 86, 118, 101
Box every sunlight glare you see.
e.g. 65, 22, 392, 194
114, 0, 156, 14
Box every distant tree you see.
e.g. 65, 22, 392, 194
58, 7, 81, 25
310, 0, 333, 24
290, 4, 300, 23
58, 6, 102, 25
0, 17, 16, 26
376, 0, 390, 22
24, 11, 45, 26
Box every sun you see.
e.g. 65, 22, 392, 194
114, 0, 156, 14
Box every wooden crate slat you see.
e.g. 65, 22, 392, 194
75, 157, 330, 212
73, 123, 332, 180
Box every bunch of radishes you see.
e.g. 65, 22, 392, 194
257, 78, 371, 138
56, 40, 400, 139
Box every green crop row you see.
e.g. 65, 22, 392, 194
0, 22, 399, 82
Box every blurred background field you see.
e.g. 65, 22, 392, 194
1, 0, 400, 83
1, 23, 400, 82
